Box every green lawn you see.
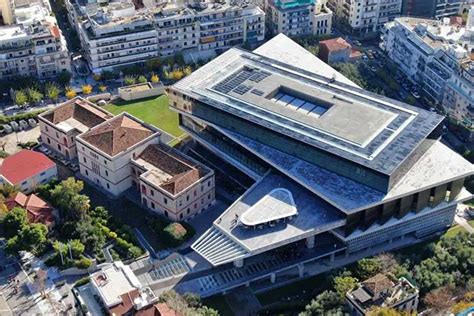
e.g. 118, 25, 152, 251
104, 95, 184, 137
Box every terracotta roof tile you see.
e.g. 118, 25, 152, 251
41, 97, 112, 129
137, 144, 209, 195
0, 150, 56, 185
319, 37, 351, 52
362, 274, 394, 296
5, 192, 54, 226
81, 114, 155, 156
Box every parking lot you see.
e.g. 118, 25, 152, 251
0, 126, 40, 156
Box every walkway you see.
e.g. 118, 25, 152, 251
455, 215, 474, 234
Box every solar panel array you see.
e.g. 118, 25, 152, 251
271, 91, 329, 118
213, 67, 271, 96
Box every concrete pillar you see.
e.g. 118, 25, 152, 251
305, 235, 315, 249
245, 281, 250, 287
270, 273, 276, 283
389, 238, 393, 244
330, 252, 335, 262
345, 249, 349, 258
234, 258, 244, 268
298, 264, 304, 278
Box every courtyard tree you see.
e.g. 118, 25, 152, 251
150, 73, 160, 83
137, 75, 147, 84
423, 285, 455, 313
45, 82, 60, 101
56, 70, 72, 86
19, 223, 48, 253
81, 84, 93, 95
98, 85, 107, 92
14, 90, 28, 106
123, 75, 136, 86
26, 87, 43, 104
65, 86, 76, 99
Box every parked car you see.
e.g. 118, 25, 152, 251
3, 124, 12, 134
28, 118, 37, 127
19, 120, 29, 130
10, 121, 20, 131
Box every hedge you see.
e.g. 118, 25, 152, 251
0, 110, 45, 124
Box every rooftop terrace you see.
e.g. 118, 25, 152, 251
192, 171, 345, 264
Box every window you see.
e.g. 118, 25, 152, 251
151, 202, 155, 209
208, 181, 211, 187
47, 137, 51, 144
21, 181, 27, 186
186, 195, 189, 201
40, 171, 46, 176
180, 213, 183, 219
150, 189, 154, 196
105, 170, 108, 177
164, 197, 168, 204
83, 157, 87, 163
106, 183, 110, 189
85, 170, 89, 176
187, 208, 190, 214
164, 211, 169, 218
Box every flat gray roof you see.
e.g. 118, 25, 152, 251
173, 45, 443, 175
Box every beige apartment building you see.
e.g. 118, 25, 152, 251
76, 113, 161, 196
38, 97, 113, 160
132, 144, 215, 221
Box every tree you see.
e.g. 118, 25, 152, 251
137, 75, 147, 84
45, 82, 60, 101
19, 223, 48, 252
90, 206, 109, 224
65, 87, 76, 99
366, 306, 410, 316
145, 58, 160, 72
332, 63, 367, 88
150, 73, 160, 83
333, 276, 357, 299
50, 178, 88, 220
81, 84, 93, 95
128, 246, 142, 259
2, 207, 28, 238
0, 184, 19, 198
301, 290, 345, 316
74, 218, 106, 255
56, 71, 72, 86
123, 75, 136, 86
26, 87, 43, 104
183, 66, 192, 76
356, 258, 382, 280
413, 258, 454, 293
375, 253, 399, 275
69, 239, 85, 258
14, 90, 28, 106
98, 85, 107, 92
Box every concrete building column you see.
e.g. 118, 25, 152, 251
345, 249, 349, 258
234, 258, 244, 268
389, 238, 393, 244
305, 235, 315, 249
298, 264, 304, 278
330, 252, 335, 262
270, 273, 276, 283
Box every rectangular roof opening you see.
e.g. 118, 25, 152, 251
267, 86, 333, 118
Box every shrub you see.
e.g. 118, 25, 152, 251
74, 257, 92, 269
137, 75, 147, 84
75, 277, 90, 287
0, 150, 8, 158
108, 231, 117, 239
0, 110, 45, 124
164, 223, 187, 240
98, 85, 107, 92
151, 73, 160, 83
128, 246, 143, 259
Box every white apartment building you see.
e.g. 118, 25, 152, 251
76, 113, 161, 196
131, 144, 215, 221
77, 1, 159, 73
0, 0, 70, 78
381, 15, 472, 106
265, 0, 333, 37
328, 0, 402, 35
68, 0, 265, 73
443, 60, 473, 127
38, 97, 113, 160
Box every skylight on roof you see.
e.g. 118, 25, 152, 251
269, 87, 332, 118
